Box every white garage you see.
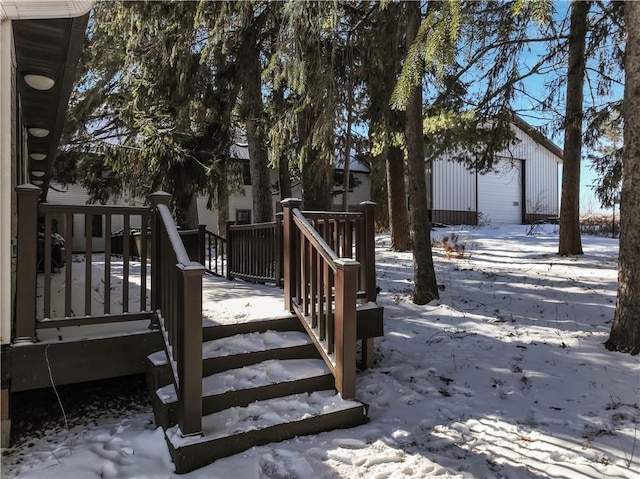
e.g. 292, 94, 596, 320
428, 115, 563, 225
477, 159, 523, 224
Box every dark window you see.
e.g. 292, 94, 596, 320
236, 209, 251, 225
242, 162, 251, 185
91, 215, 103, 237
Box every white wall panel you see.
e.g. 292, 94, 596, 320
431, 158, 476, 212
501, 126, 560, 217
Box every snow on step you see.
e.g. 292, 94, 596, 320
156, 358, 331, 403
166, 390, 362, 447
148, 350, 168, 366
202, 330, 311, 359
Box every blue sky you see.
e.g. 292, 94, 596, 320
516, 1, 623, 215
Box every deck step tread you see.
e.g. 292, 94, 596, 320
202, 330, 312, 359
156, 358, 331, 404
147, 329, 313, 367
166, 390, 363, 448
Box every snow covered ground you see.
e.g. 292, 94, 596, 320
3, 224, 639, 478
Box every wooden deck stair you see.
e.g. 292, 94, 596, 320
146, 317, 369, 474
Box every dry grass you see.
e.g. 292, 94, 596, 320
433, 233, 471, 259
581, 213, 619, 238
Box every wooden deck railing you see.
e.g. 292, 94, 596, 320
225, 203, 376, 301
227, 220, 281, 285
14, 185, 154, 342
202, 227, 227, 277
150, 192, 204, 438
302, 202, 377, 303
282, 198, 364, 400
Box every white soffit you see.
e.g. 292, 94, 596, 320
0, 1, 93, 20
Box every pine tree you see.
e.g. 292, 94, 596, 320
558, 0, 589, 256
605, 1, 640, 356
58, 1, 241, 228
405, 0, 439, 304
361, 1, 411, 250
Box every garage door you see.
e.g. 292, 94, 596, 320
478, 159, 522, 224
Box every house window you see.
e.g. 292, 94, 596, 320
91, 214, 103, 237
242, 162, 251, 185
235, 209, 251, 225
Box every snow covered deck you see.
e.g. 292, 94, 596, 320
35, 258, 288, 344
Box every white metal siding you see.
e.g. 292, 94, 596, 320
502, 126, 560, 218
478, 159, 522, 224
431, 158, 476, 212
430, 123, 561, 224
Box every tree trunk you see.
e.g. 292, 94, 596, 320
244, 29, 274, 224
369, 153, 389, 230
299, 107, 332, 211
342, 36, 354, 212
605, 1, 640, 355
217, 160, 230, 237
406, 0, 439, 304
558, 0, 589, 256
185, 194, 199, 231
302, 148, 332, 211
279, 152, 292, 202
387, 144, 411, 251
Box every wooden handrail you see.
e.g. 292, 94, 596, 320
39, 203, 150, 215
157, 204, 191, 265
229, 221, 277, 231
292, 209, 339, 267
282, 198, 359, 399
151, 192, 204, 438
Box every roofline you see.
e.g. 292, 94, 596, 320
1, 1, 93, 20
512, 115, 564, 161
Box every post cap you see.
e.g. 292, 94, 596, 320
334, 258, 360, 270
16, 183, 42, 194
281, 198, 302, 206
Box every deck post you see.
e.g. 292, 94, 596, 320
226, 220, 235, 280
14, 184, 41, 343
177, 262, 204, 438
150, 192, 171, 326
197, 224, 206, 266
275, 213, 283, 287
281, 198, 302, 312
334, 258, 359, 400
360, 201, 377, 302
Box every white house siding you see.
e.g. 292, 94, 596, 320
332, 171, 372, 210
1, 19, 16, 344
430, 158, 477, 225
196, 185, 280, 235
477, 158, 523, 224
198, 170, 373, 236
506, 126, 560, 221
46, 184, 144, 252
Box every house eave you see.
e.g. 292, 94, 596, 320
12, 12, 90, 199
0, 1, 93, 20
